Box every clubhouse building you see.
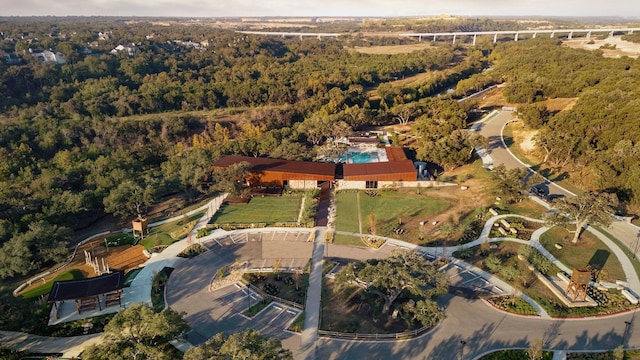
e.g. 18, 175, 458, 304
213, 146, 425, 190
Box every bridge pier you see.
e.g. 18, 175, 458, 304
550, 32, 555, 38
433, 34, 437, 42
452, 34, 456, 44
533, 32, 537, 39
493, 33, 498, 43
568, 32, 573, 39
514, 32, 519, 42
587, 31, 591, 39
630, 30, 635, 34
418, 35, 422, 42
472, 34, 477, 46
609, 31, 614, 38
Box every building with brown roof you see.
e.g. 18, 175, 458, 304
341, 147, 417, 188
213, 155, 335, 189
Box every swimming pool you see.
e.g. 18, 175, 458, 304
339, 148, 387, 164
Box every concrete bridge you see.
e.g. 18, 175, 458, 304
236, 30, 340, 40
401, 28, 640, 45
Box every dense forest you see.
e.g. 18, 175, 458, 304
0, 17, 486, 279
1, 16, 639, 283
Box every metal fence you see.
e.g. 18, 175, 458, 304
317, 325, 432, 341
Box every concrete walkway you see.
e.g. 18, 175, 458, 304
124, 193, 228, 307
553, 350, 568, 360
300, 227, 326, 360
0, 330, 101, 358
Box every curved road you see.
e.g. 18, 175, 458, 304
477, 111, 640, 263
167, 236, 639, 359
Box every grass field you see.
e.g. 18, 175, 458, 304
139, 233, 175, 251
210, 196, 302, 225
358, 190, 450, 231
21, 269, 84, 299
103, 233, 135, 247
540, 226, 626, 282
335, 191, 360, 233
505, 198, 547, 219
334, 233, 365, 247
594, 226, 640, 281
151, 210, 204, 236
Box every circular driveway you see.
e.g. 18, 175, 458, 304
166, 235, 639, 359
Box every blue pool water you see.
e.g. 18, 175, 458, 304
339, 151, 377, 164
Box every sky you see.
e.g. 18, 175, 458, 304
3, 0, 640, 18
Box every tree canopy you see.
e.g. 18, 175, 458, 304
183, 329, 293, 360
546, 192, 619, 243
81, 303, 189, 360
335, 250, 448, 325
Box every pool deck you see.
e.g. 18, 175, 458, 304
341, 147, 389, 164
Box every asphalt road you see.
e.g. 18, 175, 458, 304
166, 238, 640, 360
479, 110, 640, 261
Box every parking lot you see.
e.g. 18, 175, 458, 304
215, 283, 263, 313
443, 262, 503, 296
252, 302, 302, 330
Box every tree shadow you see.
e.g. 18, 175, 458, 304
587, 249, 610, 271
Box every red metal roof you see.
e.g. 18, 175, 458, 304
385, 147, 408, 162
214, 155, 335, 178
343, 159, 416, 178
349, 137, 379, 144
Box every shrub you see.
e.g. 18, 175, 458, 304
196, 227, 212, 238
484, 255, 503, 273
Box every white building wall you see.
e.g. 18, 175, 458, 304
287, 180, 317, 190
336, 180, 457, 190
335, 180, 366, 190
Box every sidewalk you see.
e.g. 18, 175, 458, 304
300, 227, 325, 360
0, 330, 101, 358
125, 193, 227, 307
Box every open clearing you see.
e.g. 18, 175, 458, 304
563, 36, 640, 58
351, 42, 434, 55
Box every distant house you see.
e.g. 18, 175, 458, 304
30, 49, 66, 64
110, 44, 137, 56
348, 136, 380, 149
0, 50, 22, 65
213, 155, 335, 190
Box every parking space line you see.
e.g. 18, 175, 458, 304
460, 276, 481, 285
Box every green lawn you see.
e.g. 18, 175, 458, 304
540, 226, 626, 282
21, 269, 84, 299
210, 196, 302, 225
335, 191, 360, 233
103, 233, 135, 247
505, 198, 547, 219
151, 210, 205, 235
358, 190, 450, 230
593, 226, 640, 282
139, 233, 175, 251
334, 233, 365, 247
